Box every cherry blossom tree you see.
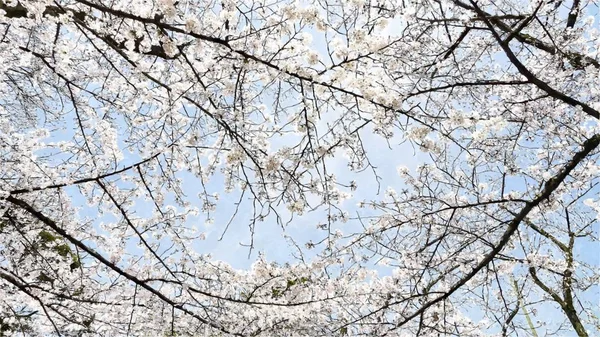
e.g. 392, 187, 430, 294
0, 0, 598, 336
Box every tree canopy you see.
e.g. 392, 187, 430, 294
0, 0, 598, 336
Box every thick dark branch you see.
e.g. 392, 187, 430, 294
70, 0, 434, 133
529, 266, 589, 336
442, 27, 471, 60
0, 1, 178, 59
566, 0, 580, 28
450, 0, 599, 69
523, 218, 568, 252
502, 2, 543, 45
529, 267, 564, 304
390, 132, 600, 330
470, 1, 600, 120
4, 195, 241, 336
8, 152, 161, 195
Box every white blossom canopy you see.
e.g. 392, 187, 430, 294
0, 0, 598, 336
